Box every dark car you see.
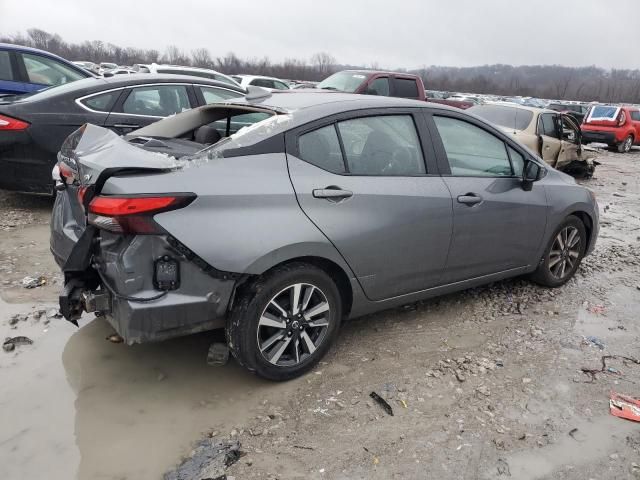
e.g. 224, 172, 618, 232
0, 74, 245, 193
316, 70, 426, 100
547, 103, 590, 125
0, 43, 93, 95
51, 91, 598, 381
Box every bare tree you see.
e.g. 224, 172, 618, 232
191, 48, 213, 69
310, 52, 336, 76
162, 45, 189, 65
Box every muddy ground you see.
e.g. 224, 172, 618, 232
1, 149, 640, 480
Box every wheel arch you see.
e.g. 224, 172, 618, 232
568, 209, 595, 252
235, 252, 355, 318
265, 256, 353, 318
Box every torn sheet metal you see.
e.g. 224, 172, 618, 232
610, 392, 640, 422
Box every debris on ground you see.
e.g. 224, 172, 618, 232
610, 392, 640, 422
496, 458, 511, 476
106, 333, 124, 343
8, 313, 28, 326
207, 342, 230, 366
3, 336, 34, 352
21, 275, 46, 289
164, 438, 241, 480
584, 335, 606, 350
46, 308, 62, 319
588, 304, 606, 315
370, 391, 394, 416
581, 355, 640, 382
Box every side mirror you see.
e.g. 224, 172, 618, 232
522, 160, 542, 191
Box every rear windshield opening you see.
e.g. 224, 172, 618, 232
586, 105, 620, 122
469, 104, 533, 131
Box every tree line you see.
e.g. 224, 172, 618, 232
4, 28, 640, 103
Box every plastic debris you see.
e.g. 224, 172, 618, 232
370, 392, 394, 416
610, 392, 640, 422
3, 336, 33, 352
588, 304, 606, 315
585, 335, 605, 350
21, 276, 46, 289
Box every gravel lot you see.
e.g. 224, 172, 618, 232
1, 149, 639, 480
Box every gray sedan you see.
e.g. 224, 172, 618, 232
51, 91, 599, 381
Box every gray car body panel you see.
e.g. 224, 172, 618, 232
51, 91, 600, 344
101, 152, 357, 278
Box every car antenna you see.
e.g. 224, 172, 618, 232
245, 86, 272, 101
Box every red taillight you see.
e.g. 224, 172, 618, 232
88, 195, 195, 234
0, 114, 29, 131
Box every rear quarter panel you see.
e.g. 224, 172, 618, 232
101, 152, 354, 276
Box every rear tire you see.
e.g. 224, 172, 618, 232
617, 135, 633, 153
226, 262, 342, 381
531, 215, 587, 288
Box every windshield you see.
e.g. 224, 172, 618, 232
468, 104, 533, 131
317, 71, 367, 92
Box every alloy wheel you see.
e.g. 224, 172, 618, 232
257, 283, 331, 367
548, 226, 581, 280
624, 136, 633, 152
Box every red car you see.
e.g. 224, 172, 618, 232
581, 105, 640, 153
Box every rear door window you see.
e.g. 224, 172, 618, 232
272, 80, 290, 90
393, 78, 419, 98
630, 111, 640, 122
433, 116, 512, 177
21, 53, 85, 86
121, 85, 190, 116
81, 91, 119, 112
0, 51, 15, 81
337, 115, 425, 175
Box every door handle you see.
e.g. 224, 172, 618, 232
457, 194, 482, 206
312, 187, 353, 200
113, 124, 140, 129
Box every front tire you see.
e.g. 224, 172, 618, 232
531, 215, 587, 288
226, 262, 342, 381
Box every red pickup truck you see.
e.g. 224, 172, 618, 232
316, 70, 426, 99
316, 70, 470, 109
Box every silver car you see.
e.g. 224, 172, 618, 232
50, 91, 599, 381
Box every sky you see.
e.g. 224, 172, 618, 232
1, 0, 639, 70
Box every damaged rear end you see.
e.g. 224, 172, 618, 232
50, 124, 239, 343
